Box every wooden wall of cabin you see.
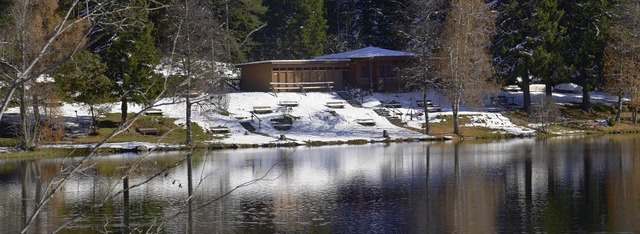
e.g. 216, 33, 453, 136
239, 63, 273, 91
270, 63, 349, 90
351, 57, 409, 91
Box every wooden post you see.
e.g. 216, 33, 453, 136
187, 153, 193, 234
123, 175, 130, 234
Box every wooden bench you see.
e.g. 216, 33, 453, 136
427, 105, 442, 112
278, 100, 299, 107
503, 85, 521, 92
355, 118, 376, 126
270, 82, 334, 95
252, 106, 273, 114
325, 101, 345, 108
381, 101, 402, 108
209, 126, 230, 134
416, 100, 432, 107
144, 108, 163, 116
138, 128, 159, 135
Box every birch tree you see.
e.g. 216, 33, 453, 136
437, 0, 497, 135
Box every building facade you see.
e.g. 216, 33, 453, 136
237, 47, 413, 92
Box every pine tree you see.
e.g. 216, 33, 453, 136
210, 0, 267, 62
253, 0, 328, 60
529, 0, 568, 98
493, 0, 567, 113
53, 51, 115, 132
562, 0, 611, 113
102, 0, 162, 124
333, 0, 413, 50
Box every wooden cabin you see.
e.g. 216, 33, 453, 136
237, 47, 413, 92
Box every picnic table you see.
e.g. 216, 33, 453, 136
278, 100, 299, 107
355, 118, 376, 126
138, 128, 159, 135
144, 108, 163, 116
252, 106, 273, 114
381, 100, 402, 108
209, 126, 230, 134
325, 101, 345, 108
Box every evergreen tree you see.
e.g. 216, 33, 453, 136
253, 0, 328, 60
210, 0, 267, 62
562, 0, 611, 113
493, 0, 535, 112
493, 0, 567, 112
102, 0, 162, 124
331, 0, 413, 50
529, 0, 568, 98
53, 51, 115, 132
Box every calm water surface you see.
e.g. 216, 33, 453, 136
1, 135, 639, 233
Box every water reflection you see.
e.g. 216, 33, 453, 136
0, 135, 639, 233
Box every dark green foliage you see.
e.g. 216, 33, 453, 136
53, 51, 115, 105
561, 0, 612, 112
0, 0, 11, 25
493, 0, 569, 111
252, 0, 328, 60
101, 0, 162, 122
210, 0, 267, 63
326, 0, 413, 50
104, 23, 161, 105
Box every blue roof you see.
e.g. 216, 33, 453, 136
315, 46, 414, 59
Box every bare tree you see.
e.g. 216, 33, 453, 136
165, 0, 228, 145
436, 0, 497, 135
403, 0, 448, 135
0, 0, 170, 149
603, 0, 640, 123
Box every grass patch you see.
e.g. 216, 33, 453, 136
66, 113, 213, 145
0, 148, 93, 160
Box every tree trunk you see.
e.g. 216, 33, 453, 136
523, 75, 531, 113
422, 92, 430, 135
582, 86, 591, 113
186, 96, 193, 145
31, 94, 41, 148
453, 97, 460, 135
633, 108, 638, 124
89, 105, 97, 133
19, 84, 35, 150
615, 96, 623, 123
120, 97, 128, 125
545, 83, 553, 99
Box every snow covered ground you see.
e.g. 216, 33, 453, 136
4, 86, 623, 149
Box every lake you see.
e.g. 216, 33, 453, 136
1, 135, 639, 233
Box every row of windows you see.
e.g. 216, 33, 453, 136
272, 67, 350, 71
